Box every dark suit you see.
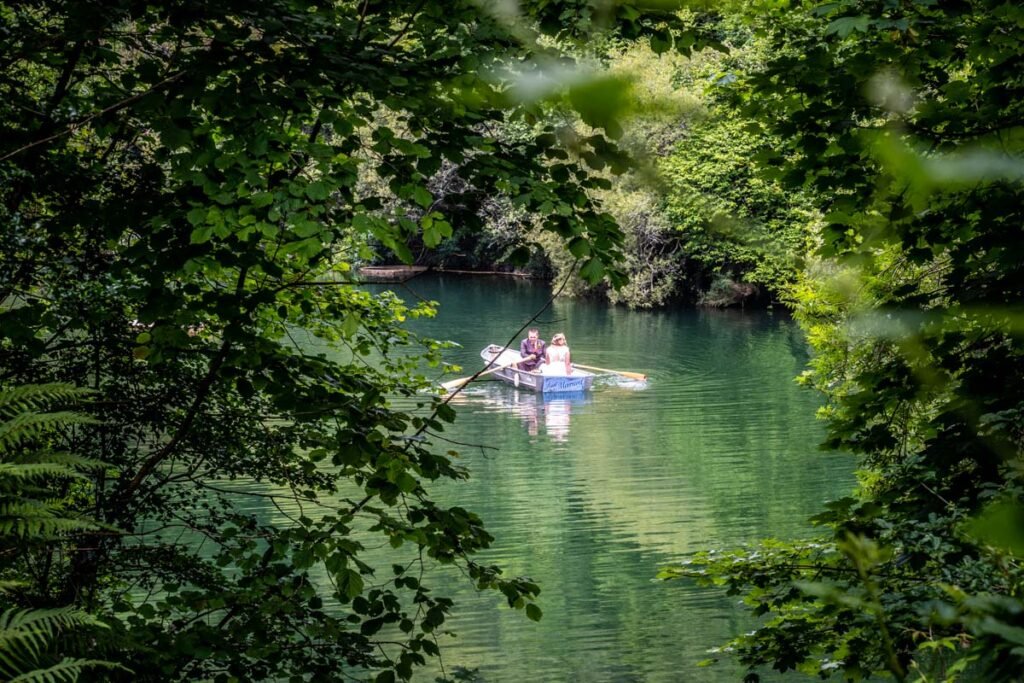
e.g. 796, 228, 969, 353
519, 338, 546, 371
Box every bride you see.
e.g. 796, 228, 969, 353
541, 332, 572, 376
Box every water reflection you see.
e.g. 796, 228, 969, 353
294, 275, 855, 681
451, 382, 593, 442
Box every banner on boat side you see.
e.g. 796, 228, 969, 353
542, 377, 587, 393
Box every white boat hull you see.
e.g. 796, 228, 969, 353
480, 345, 595, 393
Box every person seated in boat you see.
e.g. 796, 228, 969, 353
542, 332, 572, 375
517, 328, 545, 372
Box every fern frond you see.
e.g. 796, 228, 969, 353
0, 501, 100, 538
0, 515, 98, 538
0, 500, 51, 519
0, 608, 102, 633
0, 462, 86, 483
14, 453, 109, 471
0, 627, 47, 670
0, 385, 88, 417
0, 412, 98, 452
0, 386, 114, 543
0, 608, 120, 682
8, 657, 124, 683
0, 389, 122, 682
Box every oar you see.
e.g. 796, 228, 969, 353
573, 363, 647, 381
441, 355, 530, 391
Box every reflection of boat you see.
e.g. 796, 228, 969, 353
445, 383, 592, 441
480, 345, 596, 393
498, 386, 592, 441
540, 391, 588, 442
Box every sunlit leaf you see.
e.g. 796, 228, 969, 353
965, 499, 1024, 557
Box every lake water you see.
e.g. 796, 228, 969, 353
292, 274, 855, 681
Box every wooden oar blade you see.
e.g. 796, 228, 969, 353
619, 371, 647, 380
441, 377, 471, 391
574, 363, 647, 381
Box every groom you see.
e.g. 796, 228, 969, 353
517, 328, 545, 372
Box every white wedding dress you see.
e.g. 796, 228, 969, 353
542, 345, 572, 376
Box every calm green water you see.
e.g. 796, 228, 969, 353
287, 274, 855, 681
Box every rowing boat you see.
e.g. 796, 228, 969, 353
479, 344, 596, 393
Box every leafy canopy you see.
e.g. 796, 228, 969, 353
663, 0, 1024, 680
0, 0, 716, 680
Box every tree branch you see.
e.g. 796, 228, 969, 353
114, 266, 249, 506
0, 70, 187, 162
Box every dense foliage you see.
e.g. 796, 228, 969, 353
0, 1, 714, 680
656, 18, 820, 308
370, 20, 821, 309
661, 112, 819, 306
5, 0, 1022, 680
663, 0, 1024, 680
541, 25, 822, 308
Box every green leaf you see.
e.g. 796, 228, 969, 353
292, 220, 321, 238
568, 237, 591, 259
393, 241, 414, 264
395, 472, 417, 493
825, 16, 870, 38
649, 28, 672, 55
422, 224, 441, 248
186, 207, 205, 226
568, 74, 634, 139
251, 191, 274, 208
161, 125, 191, 150
341, 314, 359, 338
436, 403, 456, 423
579, 258, 606, 284
360, 617, 384, 636
305, 182, 329, 201
340, 569, 364, 600
412, 186, 433, 209
189, 226, 212, 244
965, 499, 1024, 557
